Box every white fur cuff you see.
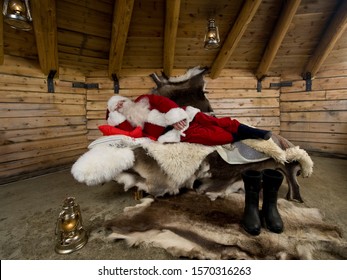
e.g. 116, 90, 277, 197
185, 106, 200, 121
147, 109, 167, 126
165, 107, 189, 125
158, 129, 181, 143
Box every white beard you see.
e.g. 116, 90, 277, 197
119, 98, 150, 128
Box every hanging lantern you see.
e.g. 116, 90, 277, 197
2, 0, 32, 31
204, 18, 220, 50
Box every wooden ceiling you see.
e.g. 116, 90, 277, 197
1, 0, 347, 80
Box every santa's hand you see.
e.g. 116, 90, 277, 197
173, 120, 187, 131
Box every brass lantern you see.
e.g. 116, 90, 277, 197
55, 197, 88, 254
204, 18, 220, 50
2, 0, 32, 31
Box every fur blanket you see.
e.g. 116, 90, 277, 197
102, 191, 347, 260
72, 135, 313, 190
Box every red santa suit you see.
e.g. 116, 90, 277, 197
102, 94, 241, 146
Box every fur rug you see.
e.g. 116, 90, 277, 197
102, 191, 347, 260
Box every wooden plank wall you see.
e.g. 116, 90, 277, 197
206, 70, 281, 134
280, 70, 347, 156
0, 56, 89, 184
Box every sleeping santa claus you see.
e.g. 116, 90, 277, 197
99, 94, 272, 146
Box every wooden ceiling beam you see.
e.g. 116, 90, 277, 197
209, 0, 262, 79
255, 0, 301, 81
0, 0, 4, 65
163, 0, 181, 77
108, 0, 135, 78
31, 0, 59, 76
303, 0, 347, 79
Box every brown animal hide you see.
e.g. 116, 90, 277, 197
150, 66, 214, 113
114, 134, 311, 202
103, 191, 347, 260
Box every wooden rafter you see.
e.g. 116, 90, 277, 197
0, 0, 3, 65
255, 0, 301, 81
163, 0, 181, 77
303, 0, 347, 79
31, 0, 59, 76
209, 0, 262, 79
108, 0, 135, 78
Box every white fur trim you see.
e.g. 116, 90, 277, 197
147, 109, 167, 126
107, 95, 130, 112
165, 107, 189, 125
168, 66, 206, 83
158, 129, 181, 143
107, 111, 127, 126
185, 106, 200, 121
242, 138, 287, 164
285, 146, 314, 177
242, 138, 314, 178
71, 145, 135, 186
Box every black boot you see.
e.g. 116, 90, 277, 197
237, 124, 272, 140
241, 170, 262, 235
261, 169, 284, 233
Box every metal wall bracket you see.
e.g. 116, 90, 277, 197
72, 82, 99, 89
256, 79, 262, 92
112, 74, 119, 93
47, 70, 57, 93
270, 81, 293, 88
304, 72, 312, 92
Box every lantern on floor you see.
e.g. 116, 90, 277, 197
2, 0, 32, 31
55, 197, 88, 254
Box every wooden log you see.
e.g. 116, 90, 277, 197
108, 0, 135, 77
281, 111, 347, 123
280, 100, 347, 112
1, 116, 86, 130
163, 0, 181, 76
2, 126, 86, 145
255, 0, 301, 80
281, 121, 346, 134
210, 0, 262, 78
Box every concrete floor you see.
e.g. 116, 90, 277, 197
0, 155, 346, 260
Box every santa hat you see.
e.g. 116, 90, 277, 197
107, 95, 131, 112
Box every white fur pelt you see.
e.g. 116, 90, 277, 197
71, 145, 135, 186
242, 138, 314, 177
242, 138, 287, 163
286, 146, 314, 177
142, 141, 215, 185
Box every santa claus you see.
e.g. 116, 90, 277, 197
99, 94, 272, 146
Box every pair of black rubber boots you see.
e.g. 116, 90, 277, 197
241, 169, 284, 236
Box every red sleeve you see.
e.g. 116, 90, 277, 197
135, 94, 180, 113
116, 120, 136, 131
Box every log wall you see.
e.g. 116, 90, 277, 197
205, 70, 281, 134
0, 56, 89, 184
280, 70, 347, 156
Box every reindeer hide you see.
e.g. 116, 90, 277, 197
103, 191, 347, 260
